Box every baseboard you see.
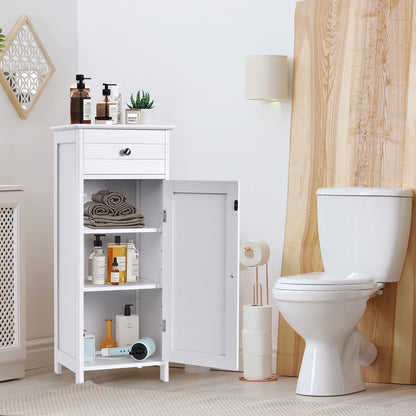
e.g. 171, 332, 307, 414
0, 361, 25, 381
25, 337, 54, 370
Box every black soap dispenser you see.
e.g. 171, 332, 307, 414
70, 74, 92, 124
96, 82, 116, 124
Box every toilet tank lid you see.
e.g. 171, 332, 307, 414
317, 187, 413, 197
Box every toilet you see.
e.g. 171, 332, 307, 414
273, 187, 413, 396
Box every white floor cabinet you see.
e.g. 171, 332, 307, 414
0, 186, 25, 381
52, 125, 240, 383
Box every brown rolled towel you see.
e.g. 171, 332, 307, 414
84, 201, 115, 217
84, 212, 145, 228
113, 203, 136, 216
91, 189, 127, 208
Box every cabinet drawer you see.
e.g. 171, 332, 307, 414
83, 132, 167, 176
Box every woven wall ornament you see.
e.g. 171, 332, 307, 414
0, 15, 55, 119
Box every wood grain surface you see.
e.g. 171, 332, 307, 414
278, 0, 416, 383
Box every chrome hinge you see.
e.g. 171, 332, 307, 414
162, 210, 167, 222
162, 319, 166, 332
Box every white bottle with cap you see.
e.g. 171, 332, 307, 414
126, 238, 140, 282
116, 304, 139, 347
109, 83, 122, 125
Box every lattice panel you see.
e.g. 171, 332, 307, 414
0, 15, 55, 119
0, 207, 16, 348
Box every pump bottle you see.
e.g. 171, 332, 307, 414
116, 304, 139, 347
96, 83, 116, 124
88, 234, 106, 285
70, 74, 92, 124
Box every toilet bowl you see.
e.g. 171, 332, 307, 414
273, 187, 412, 396
274, 272, 380, 396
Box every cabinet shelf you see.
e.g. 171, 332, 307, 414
83, 227, 161, 235
84, 352, 163, 371
84, 279, 160, 292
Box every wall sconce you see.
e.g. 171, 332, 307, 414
245, 55, 288, 100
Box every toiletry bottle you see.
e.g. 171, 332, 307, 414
88, 234, 106, 285
110, 257, 120, 285
99, 319, 118, 349
83, 330, 96, 362
70, 74, 92, 124
95, 83, 116, 124
107, 236, 127, 284
126, 238, 140, 282
109, 83, 122, 125
116, 304, 139, 347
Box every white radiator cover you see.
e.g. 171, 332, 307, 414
0, 186, 25, 380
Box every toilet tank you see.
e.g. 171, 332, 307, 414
317, 187, 413, 282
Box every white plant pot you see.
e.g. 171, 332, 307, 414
140, 108, 154, 125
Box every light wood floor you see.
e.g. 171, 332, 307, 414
1, 366, 416, 409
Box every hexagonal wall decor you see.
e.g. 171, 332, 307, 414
0, 15, 55, 119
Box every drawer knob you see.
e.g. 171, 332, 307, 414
121, 148, 132, 156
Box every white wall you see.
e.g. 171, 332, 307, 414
0, 1, 77, 358
78, 0, 296, 362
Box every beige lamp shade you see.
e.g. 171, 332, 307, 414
246, 55, 288, 100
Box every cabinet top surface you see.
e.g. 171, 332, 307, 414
51, 124, 175, 132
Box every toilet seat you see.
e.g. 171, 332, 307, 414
275, 272, 377, 291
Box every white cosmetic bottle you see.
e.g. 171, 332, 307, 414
88, 234, 106, 285
126, 238, 140, 282
116, 304, 139, 347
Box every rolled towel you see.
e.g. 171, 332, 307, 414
84, 212, 145, 229
91, 189, 127, 208
84, 201, 115, 217
113, 203, 136, 216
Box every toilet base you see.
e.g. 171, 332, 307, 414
295, 330, 366, 396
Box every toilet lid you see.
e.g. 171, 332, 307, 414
275, 272, 377, 291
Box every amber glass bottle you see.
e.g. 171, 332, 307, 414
109, 257, 120, 285
70, 74, 91, 124
100, 319, 118, 349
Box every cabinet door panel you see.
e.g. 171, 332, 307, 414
162, 181, 239, 370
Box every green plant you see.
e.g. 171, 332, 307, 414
0, 28, 5, 53
127, 90, 154, 109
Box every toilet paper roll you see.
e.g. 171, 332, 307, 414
242, 330, 272, 355
243, 354, 272, 380
240, 241, 270, 267
242, 305, 273, 380
243, 305, 272, 330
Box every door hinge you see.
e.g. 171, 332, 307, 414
162, 319, 166, 332
234, 200, 238, 211
162, 210, 167, 222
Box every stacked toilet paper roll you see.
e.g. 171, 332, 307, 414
239, 241, 270, 268
242, 304, 273, 380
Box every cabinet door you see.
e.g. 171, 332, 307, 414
162, 181, 239, 370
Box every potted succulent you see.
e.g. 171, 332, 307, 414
125, 90, 155, 125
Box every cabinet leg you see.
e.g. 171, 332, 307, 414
54, 362, 62, 375
76, 372, 84, 384
160, 363, 169, 382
